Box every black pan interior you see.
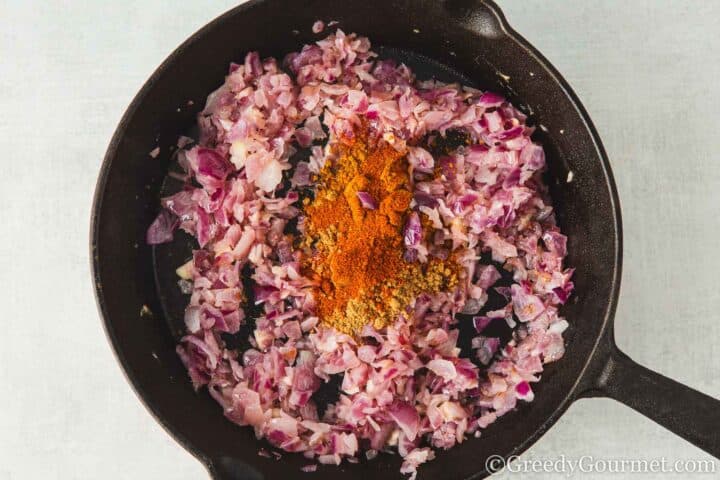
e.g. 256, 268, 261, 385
92, 1, 620, 479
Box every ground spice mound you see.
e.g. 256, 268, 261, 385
302, 129, 459, 335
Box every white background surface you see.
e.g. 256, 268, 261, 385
1, 1, 719, 479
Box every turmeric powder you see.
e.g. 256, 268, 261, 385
302, 128, 458, 335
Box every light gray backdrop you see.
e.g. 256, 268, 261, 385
0, 1, 718, 479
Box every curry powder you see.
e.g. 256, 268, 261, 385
302, 129, 458, 335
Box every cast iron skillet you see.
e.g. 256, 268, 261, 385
91, 0, 720, 478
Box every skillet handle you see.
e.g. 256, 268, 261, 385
585, 343, 720, 459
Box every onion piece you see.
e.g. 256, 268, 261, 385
356, 191, 377, 210
403, 212, 422, 247
146, 210, 177, 245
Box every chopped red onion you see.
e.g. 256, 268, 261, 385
403, 212, 422, 247
473, 316, 492, 333
312, 20, 325, 34
157, 26, 574, 480
478, 91, 505, 107
413, 191, 438, 209
146, 210, 178, 245
356, 191, 377, 210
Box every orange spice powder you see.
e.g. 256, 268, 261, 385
301, 129, 459, 335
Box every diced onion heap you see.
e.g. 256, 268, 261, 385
147, 28, 573, 480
